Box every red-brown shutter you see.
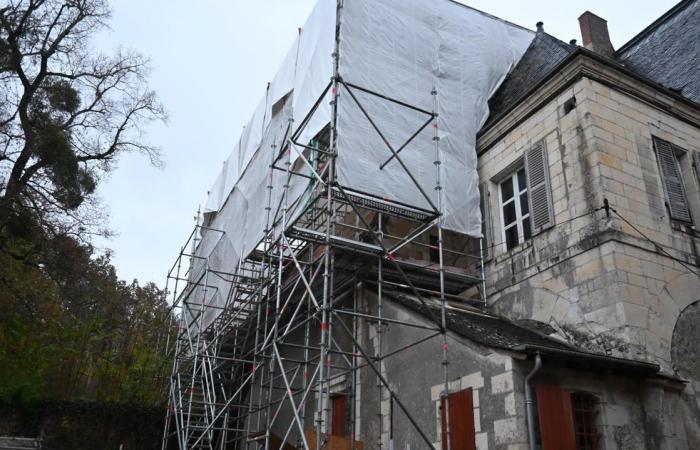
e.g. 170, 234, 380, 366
536, 384, 576, 450
441, 388, 475, 450
331, 395, 347, 436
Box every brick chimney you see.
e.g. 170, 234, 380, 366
578, 11, 615, 57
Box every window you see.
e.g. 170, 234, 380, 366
497, 140, 554, 252
440, 388, 476, 450
653, 136, 693, 224
499, 167, 531, 250
571, 392, 600, 450
536, 384, 600, 450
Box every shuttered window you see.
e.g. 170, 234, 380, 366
536, 385, 600, 450
536, 384, 576, 450
525, 140, 555, 233
654, 137, 692, 223
441, 388, 476, 450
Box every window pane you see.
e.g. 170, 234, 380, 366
517, 168, 527, 191
505, 226, 519, 250
501, 178, 514, 202
503, 202, 516, 226
523, 217, 532, 241
520, 193, 529, 215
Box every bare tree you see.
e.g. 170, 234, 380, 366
0, 0, 166, 239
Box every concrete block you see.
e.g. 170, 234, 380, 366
491, 372, 514, 394
494, 417, 522, 445
475, 432, 488, 450
460, 372, 485, 390
665, 273, 700, 310
474, 407, 481, 432
621, 302, 649, 328
431, 383, 444, 402
380, 399, 391, 416
504, 392, 516, 416
584, 303, 622, 331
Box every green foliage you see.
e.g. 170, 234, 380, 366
0, 232, 175, 407
0, 0, 171, 423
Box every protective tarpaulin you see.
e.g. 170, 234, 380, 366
193, 0, 533, 327
337, 0, 533, 235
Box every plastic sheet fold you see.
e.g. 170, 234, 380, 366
192, 0, 534, 327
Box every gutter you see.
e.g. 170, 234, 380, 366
513, 344, 660, 375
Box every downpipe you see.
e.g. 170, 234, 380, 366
524, 353, 542, 450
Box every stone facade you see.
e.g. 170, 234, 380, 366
477, 52, 700, 447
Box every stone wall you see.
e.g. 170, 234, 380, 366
477, 72, 700, 373
525, 363, 690, 449
476, 60, 700, 447
357, 292, 527, 450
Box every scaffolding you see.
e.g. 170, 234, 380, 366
159, 1, 510, 448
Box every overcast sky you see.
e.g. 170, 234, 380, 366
95, 0, 677, 286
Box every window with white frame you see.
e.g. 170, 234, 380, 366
499, 167, 532, 250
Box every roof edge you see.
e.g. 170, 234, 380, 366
443, 0, 535, 34
514, 344, 661, 375
479, 46, 700, 141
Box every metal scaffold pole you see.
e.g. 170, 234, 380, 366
161, 3, 485, 448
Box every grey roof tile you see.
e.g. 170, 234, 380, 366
388, 290, 575, 352
483, 1, 700, 132
616, 0, 700, 104
484, 30, 575, 129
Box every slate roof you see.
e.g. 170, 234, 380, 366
388, 290, 574, 352
616, 0, 700, 104
484, 28, 576, 129
483, 0, 700, 132
388, 290, 660, 374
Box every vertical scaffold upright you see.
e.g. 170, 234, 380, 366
161, 2, 486, 449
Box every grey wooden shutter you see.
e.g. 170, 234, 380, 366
479, 182, 492, 260
654, 137, 692, 223
525, 140, 554, 233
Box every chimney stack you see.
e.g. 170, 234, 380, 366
578, 11, 614, 57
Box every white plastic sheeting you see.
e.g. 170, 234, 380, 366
337, 0, 533, 234
193, 0, 534, 324
204, 0, 335, 214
